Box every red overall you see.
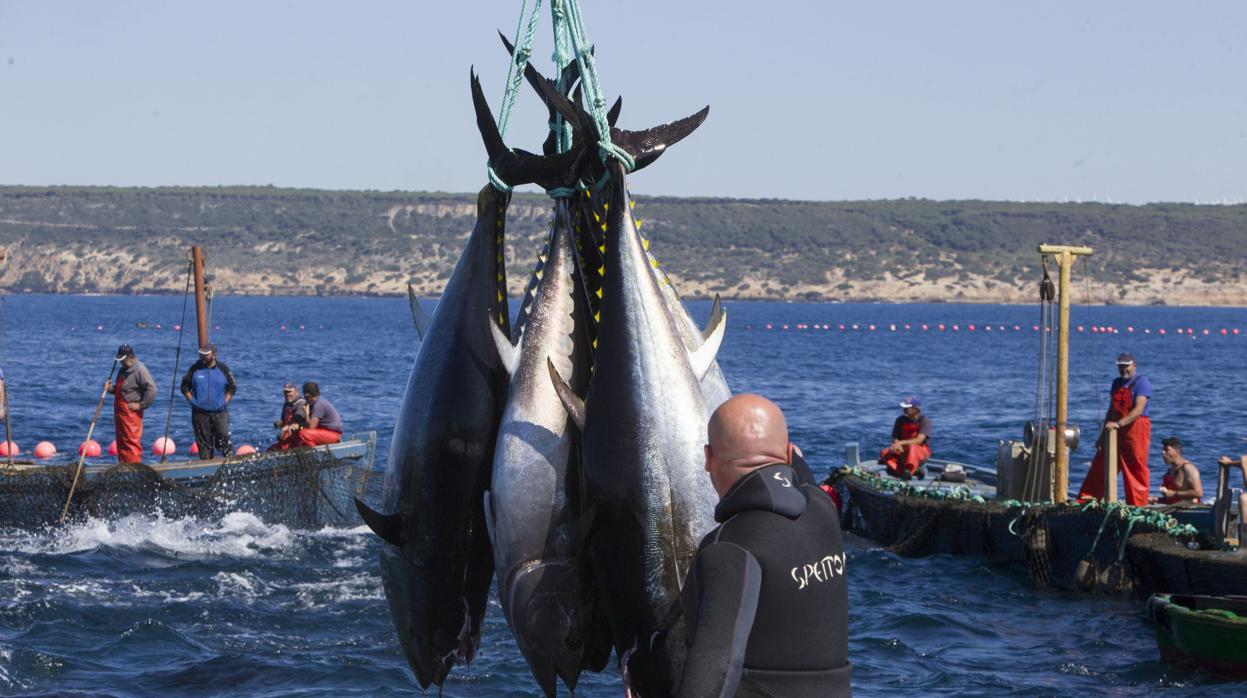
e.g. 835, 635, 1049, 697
1078, 379, 1151, 506
880, 418, 930, 477
1160, 467, 1200, 505
113, 373, 144, 464
293, 428, 341, 448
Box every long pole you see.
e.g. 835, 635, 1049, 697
60, 363, 118, 524
1038, 244, 1093, 503
3, 389, 12, 468
192, 246, 209, 349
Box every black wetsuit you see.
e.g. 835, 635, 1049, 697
677, 463, 851, 698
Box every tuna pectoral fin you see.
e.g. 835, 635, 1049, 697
702, 295, 724, 342
408, 283, 431, 340
547, 357, 586, 431
570, 505, 596, 552
482, 490, 498, 551
355, 498, 404, 547
489, 316, 520, 377
689, 296, 727, 381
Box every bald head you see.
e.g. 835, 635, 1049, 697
705, 394, 792, 497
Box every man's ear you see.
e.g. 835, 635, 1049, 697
785, 442, 795, 465
704, 445, 713, 473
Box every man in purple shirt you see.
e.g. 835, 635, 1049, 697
290, 381, 343, 447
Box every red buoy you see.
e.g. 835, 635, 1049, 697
191, 442, 199, 455
108, 440, 118, 456
0, 441, 20, 457
78, 440, 102, 457
152, 437, 176, 456
33, 441, 56, 459
235, 445, 257, 456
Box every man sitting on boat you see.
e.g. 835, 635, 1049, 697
1077, 353, 1152, 506
1151, 436, 1202, 505
277, 382, 342, 448
878, 395, 931, 480
268, 382, 309, 451
107, 344, 157, 463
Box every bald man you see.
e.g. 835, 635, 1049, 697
677, 394, 851, 698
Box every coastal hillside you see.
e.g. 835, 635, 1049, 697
1, 186, 1245, 304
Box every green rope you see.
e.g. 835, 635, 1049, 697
558, 0, 635, 172
488, 0, 546, 192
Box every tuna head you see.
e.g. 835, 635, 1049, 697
485, 198, 606, 696
356, 183, 511, 689
550, 161, 726, 697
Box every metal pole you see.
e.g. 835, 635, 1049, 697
192, 246, 209, 349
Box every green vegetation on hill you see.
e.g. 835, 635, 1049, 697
0, 185, 1243, 303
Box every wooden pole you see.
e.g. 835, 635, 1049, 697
1105, 429, 1118, 503
1038, 244, 1093, 503
192, 246, 209, 349
60, 363, 118, 523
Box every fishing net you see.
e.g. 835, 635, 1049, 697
0, 435, 374, 529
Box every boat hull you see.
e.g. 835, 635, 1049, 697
1149, 594, 1247, 679
0, 433, 377, 529
836, 467, 1247, 598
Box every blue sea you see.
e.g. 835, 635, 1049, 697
1, 295, 1244, 696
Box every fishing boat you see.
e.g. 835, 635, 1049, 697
0, 246, 378, 529
830, 244, 1247, 598
1148, 593, 1247, 679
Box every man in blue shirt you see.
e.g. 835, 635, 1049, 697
180, 344, 237, 460
1078, 353, 1153, 505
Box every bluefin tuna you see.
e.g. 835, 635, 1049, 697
484, 197, 609, 697
551, 160, 726, 697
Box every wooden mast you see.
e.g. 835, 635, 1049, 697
1038, 244, 1093, 502
192, 246, 209, 348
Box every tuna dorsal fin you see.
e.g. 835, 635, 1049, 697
547, 357, 585, 431
489, 316, 520, 376
408, 283, 430, 340
688, 297, 726, 382
355, 498, 404, 547
482, 490, 498, 551
702, 295, 724, 342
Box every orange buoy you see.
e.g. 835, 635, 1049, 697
235, 444, 257, 455
0, 441, 20, 457
108, 440, 118, 456
78, 440, 102, 457
33, 441, 56, 459
152, 437, 176, 455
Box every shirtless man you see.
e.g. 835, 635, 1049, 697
1153, 436, 1203, 505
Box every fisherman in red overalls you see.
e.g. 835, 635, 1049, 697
1078, 353, 1152, 506
107, 344, 158, 464
879, 394, 932, 480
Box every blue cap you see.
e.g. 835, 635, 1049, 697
114, 344, 135, 361
900, 395, 922, 409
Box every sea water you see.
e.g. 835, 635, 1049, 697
0, 295, 1241, 696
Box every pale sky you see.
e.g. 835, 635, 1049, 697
1, 1, 1244, 203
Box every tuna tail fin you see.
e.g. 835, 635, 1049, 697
607, 96, 622, 126
470, 68, 587, 190
702, 295, 724, 342
408, 283, 431, 340
688, 296, 726, 382
611, 105, 710, 172
548, 357, 586, 431
355, 498, 404, 547
489, 315, 520, 376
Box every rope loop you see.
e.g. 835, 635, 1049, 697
487, 164, 514, 193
